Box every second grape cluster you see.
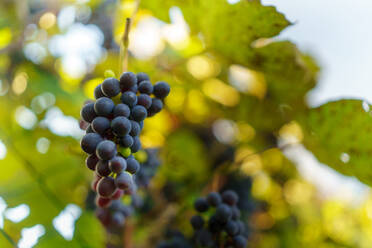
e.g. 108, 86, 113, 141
80, 71, 170, 211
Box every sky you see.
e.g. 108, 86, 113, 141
262, 0, 372, 106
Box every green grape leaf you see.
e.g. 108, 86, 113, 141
299, 99, 372, 185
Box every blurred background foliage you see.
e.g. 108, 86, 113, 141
0, 0, 372, 248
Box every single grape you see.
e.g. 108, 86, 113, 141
121, 91, 137, 107
113, 103, 130, 118
109, 156, 127, 173
131, 105, 147, 121
95, 196, 112, 208
81, 133, 103, 154
94, 84, 105, 99
138, 80, 153, 94
96, 140, 117, 160
94, 97, 115, 117
96, 160, 111, 177
81, 102, 96, 123
136, 72, 150, 83
206, 192, 222, 207
215, 204, 232, 223
115, 172, 133, 189
112, 211, 125, 227
129, 121, 140, 136
126, 157, 140, 174
97, 177, 117, 198
101, 77, 120, 98
137, 94, 152, 109
153, 81, 170, 98
128, 84, 138, 93
233, 235, 247, 248
86, 154, 99, 171
194, 198, 209, 212
120, 72, 137, 91
208, 214, 223, 233
111, 116, 131, 136
130, 136, 141, 153
225, 220, 239, 236
222, 190, 239, 206
91, 116, 110, 135
148, 98, 163, 117
190, 215, 204, 230
120, 135, 134, 148
232, 207, 241, 220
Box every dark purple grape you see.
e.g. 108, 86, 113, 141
81, 133, 103, 154
120, 135, 134, 148
81, 102, 96, 123
96, 140, 117, 160
101, 77, 120, 98
129, 121, 140, 136
96, 160, 111, 177
130, 136, 141, 153
137, 94, 152, 109
222, 190, 239, 206
111, 116, 131, 136
153, 81, 170, 99
94, 97, 115, 117
94, 84, 105, 99
112, 212, 125, 227
126, 157, 140, 174
208, 215, 223, 233
138, 80, 153, 94
225, 220, 239, 236
136, 72, 150, 84
215, 204, 232, 223
207, 192, 222, 207
120, 72, 137, 91
190, 215, 204, 230
121, 91, 137, 107
194, 198, 209, 213
115, 172, 133, 189
233, 235, 247, 248
232, 207, 241, 220
148, 98, 163, 117
97, 177, 116, 198
109, 156, 127, 173
113, 103, 130, 118
86, 154, 99, 171
131, 105, 147, 121
91, 116, 110, 135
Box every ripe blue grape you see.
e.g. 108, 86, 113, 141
111, 116, 131, 136
94, 97, 115, 117
121, 91, 137, 107
109, 156, 127, 173
115, 172, 133, 189
81, 133, 103, 154
86, 154, 99, 171
129, 121, 140, 136
120, 72, 137, 91
190, 215, 204, 230
126, 157, 140, 174
137, 94, 152, 109
81, 102, 96, 123
94, 84, 105, 99
153, 81, 170, 99
96, 140, 117, 160
136, 72, 150, 83
120, 135, 134, 148
97, 177, 117, 198
194, 198, 209, 213
207, 192, 222, 207
101, 77, 120, 98
113, 103, 130, 118
130, 136, 141, 153
138, 80, 153, 94
91, 116, 110, 135
148, 98, 163, 117
131, 105, 147, 121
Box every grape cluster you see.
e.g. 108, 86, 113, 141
191, 190, 248, 248
80, 71, 170, 209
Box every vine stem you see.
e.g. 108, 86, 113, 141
120, 18, 132, 74
0, 228, 17, 247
